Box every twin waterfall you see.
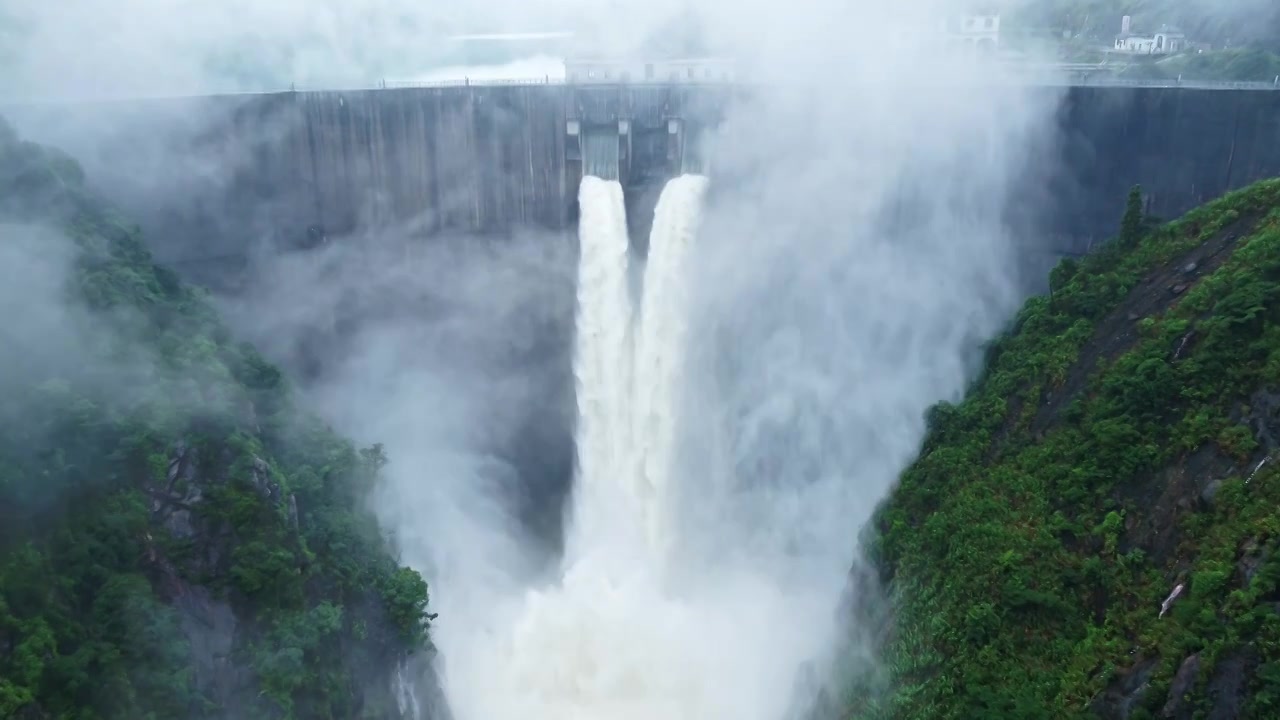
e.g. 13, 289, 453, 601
441, 174, 722, 720
568, 174, 707, 570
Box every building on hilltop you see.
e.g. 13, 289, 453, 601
1113, 16, 1188, 54
947, 13, 1001, 51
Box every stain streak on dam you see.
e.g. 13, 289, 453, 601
5, 84, 1280, 283
1049, 87, 1280, 245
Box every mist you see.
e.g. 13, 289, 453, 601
0, 0, 705, 99
0, 221, 226, 425
2, 0, 1064, 717
670, 11, 1056, 708
0, 224, 90, 391
217, 220, 578, 579
1004, 0, 1279, 46
458, 3, 1055, 717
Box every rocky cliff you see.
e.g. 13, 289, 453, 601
870, 179, 1280, 718
0, 117, 434, 719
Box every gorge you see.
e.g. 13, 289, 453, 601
5, 1, 1280, 717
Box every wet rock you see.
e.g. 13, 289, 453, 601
151, 441, 206, 539
1162, 653, 1201, 718
1171, 284, 1188, 295
1206, 648, 1256, 720
163, 498, 199, 538
166, 441, 188, 486
163, 440, 198, 492
1200, 478, 1224, 506
1183, 262, 1199, 274
398, 652, 455, 720
174, 584, 255, 714
249, 456, 282, 506
1246, 390, 1280, 449
1238, 539, 1267, 586
1093, 657, 1158, 719
1124, 447, 1222, 563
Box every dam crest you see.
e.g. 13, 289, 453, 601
5, 81, 1280, 283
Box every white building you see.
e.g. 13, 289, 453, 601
564, 57, 735, 84
944, 13, 1001, 52
1113, 16, 1187, 54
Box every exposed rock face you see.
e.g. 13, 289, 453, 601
1238, 539, 1267, 587
0, 121, 435, 720
143, 441, 260, 713
398, 653, 454, 720
1205, 648, 1257, 720
1246, 389, 1280, 450
154, 440, 203, 539
872, 182, 1280, 718
1094, 657, 1158, 720
142, 439, 420, 718
1162, 654, 1201, 718
174, 585, 253, 715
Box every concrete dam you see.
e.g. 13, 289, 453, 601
5, 83, 1280, 280
4, 85, 731, 277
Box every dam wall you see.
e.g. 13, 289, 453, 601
1042, 86, 1280, 249
1, 85, 729, 283
294, 88, 570, 234
3, 84, 1279, 282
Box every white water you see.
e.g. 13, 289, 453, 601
629, 175, 707, 562
562, 176, 638, 562
395, 661, 422, 719
438, 174, 830, 720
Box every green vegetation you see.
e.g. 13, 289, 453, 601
870, 177, 1280, 718
1108, 49, 1280, 83
0, 118, 431, 718
1153, 49, 1280, 82
1120, 185, 1144, 248
1010, 1, 1280, 52
1004, 1, 1280, 76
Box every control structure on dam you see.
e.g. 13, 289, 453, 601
5, 80, 1280, 284
0, 83, 734, 274
564, 84, 731, 248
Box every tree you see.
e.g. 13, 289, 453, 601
1049, 257, 1080, 309
1120, 185, 1144, 248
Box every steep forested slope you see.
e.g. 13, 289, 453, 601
0, 118, 431, 719
874, 179, 1280, 719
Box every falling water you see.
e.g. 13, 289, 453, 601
441, 174, 819, 720
395, 660, 422, 720
561, 175, 637, 562
630, 174, 709, 561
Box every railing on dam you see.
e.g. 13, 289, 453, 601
74, 74, 1261, 105
6, 73, 1280, 106
301, 75, 1280, 93
1023, 75, 1280, 91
